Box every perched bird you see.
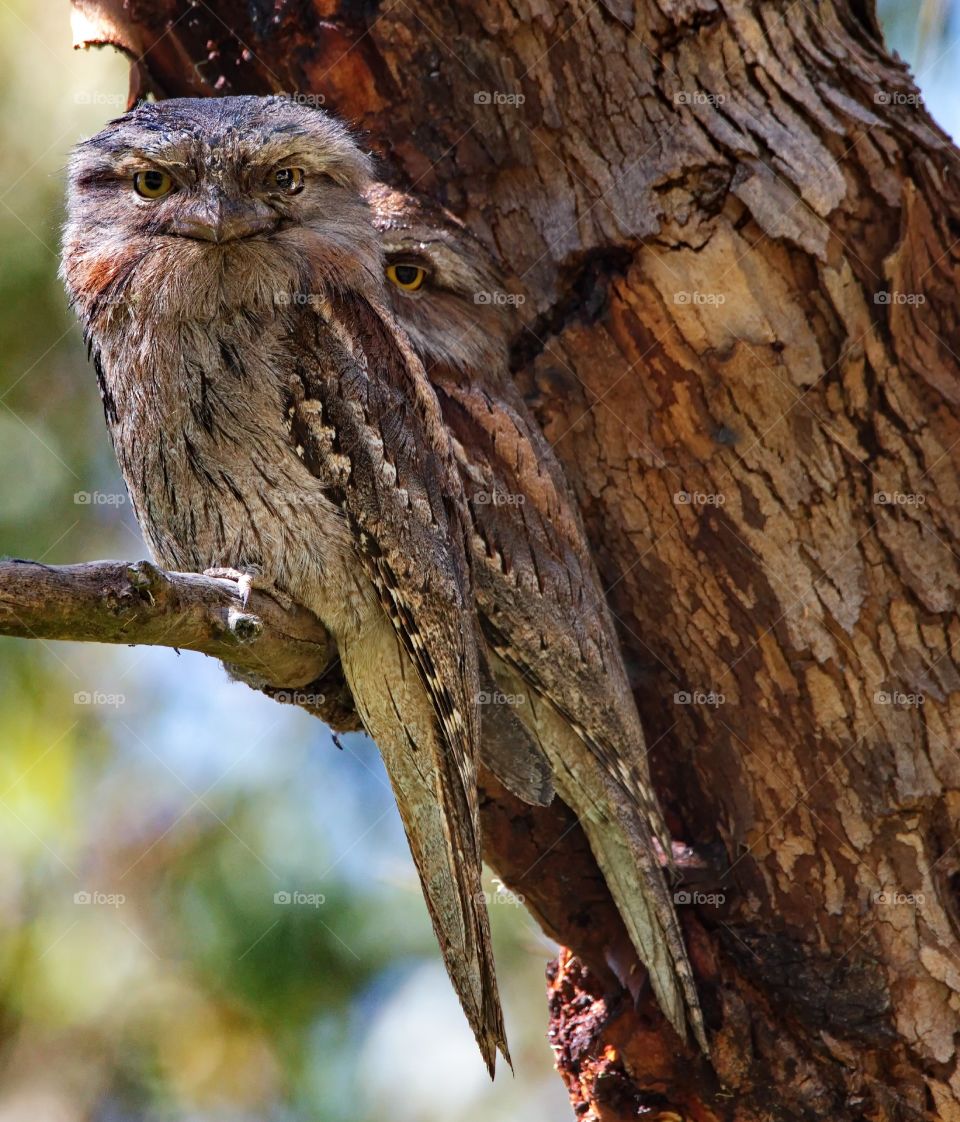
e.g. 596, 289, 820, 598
367, 183, 709, 1052
60, 96, 509, 1073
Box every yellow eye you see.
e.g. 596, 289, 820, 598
132, 170, 174, 199
386, 263, 426, 292
273, 167, 305, 194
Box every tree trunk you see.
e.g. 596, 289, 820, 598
65, 1, 960, 1116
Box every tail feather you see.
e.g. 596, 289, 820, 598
477, 655, 555, 806
344, 628, 509, 1074
380, 711, 510, 1074
550, 762, 708, 1052
493, 655, 707, 1053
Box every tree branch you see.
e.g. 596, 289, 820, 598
0, 558, 337, 692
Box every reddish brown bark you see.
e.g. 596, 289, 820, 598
64, 1, 960, 1117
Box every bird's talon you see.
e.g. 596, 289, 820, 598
204, 566, 256, 607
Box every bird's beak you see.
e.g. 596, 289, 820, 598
168, 198, 277, 243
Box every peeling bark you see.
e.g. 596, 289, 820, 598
55, 0, 960, 1116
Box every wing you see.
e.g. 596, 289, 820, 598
284, 292, 508, 1072
476, 649, 554, 807
437, 373, 662, 817
437, 369, 708, 1051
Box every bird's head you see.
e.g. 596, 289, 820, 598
62, 96, 379, 326
365, 184, 517, 377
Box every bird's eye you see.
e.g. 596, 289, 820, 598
132, 170, 174, 199
386, 263, 427, 292
273, 167, 305, 194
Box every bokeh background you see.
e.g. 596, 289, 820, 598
0, 2, 954, 1119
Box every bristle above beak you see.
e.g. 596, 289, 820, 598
167, 198, 278, 243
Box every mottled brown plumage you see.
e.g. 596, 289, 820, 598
61, 96, 507, 1073
368, 183, 708, 1052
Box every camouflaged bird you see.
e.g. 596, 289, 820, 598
367, 183, 708, 1053
60, 95, 509, 1074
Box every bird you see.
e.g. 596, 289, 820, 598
366, 182, 709, 1053
60, 95, 509, 1074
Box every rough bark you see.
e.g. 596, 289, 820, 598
46, 0, 960, 1117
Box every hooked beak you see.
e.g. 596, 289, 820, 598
168, 199, 278, 243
